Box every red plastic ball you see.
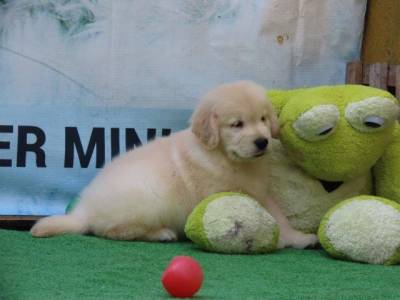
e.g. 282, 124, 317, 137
161, 256, 204, 298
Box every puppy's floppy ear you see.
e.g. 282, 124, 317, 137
270, 110, 280, 138
266, 89, 291, 117
265, 93, 280, 138
191, 101, 219, 149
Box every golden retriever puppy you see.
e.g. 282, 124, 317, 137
31, 81, 317, 249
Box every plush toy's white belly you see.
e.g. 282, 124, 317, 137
266, 139, 373, 233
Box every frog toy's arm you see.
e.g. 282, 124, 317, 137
374, 123, 400, 202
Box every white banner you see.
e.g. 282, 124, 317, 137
0, 0, 367, 215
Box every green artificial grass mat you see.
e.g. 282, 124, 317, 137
1, 229, 400, 300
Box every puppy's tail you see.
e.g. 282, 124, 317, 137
30, 213, 88, 238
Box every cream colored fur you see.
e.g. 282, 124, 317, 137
31, 81, 317, 249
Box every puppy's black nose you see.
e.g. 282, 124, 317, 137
254, 138, 268, 150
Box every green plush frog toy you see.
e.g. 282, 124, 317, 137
185, 85, 400, 265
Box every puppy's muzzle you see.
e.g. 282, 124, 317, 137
254, 138, 269, 151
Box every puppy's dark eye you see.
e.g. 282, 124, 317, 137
231, 120, 244, 128
261, 116, 266, 122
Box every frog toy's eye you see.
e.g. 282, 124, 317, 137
293, 105, 340, 142
345, 97, 400, 133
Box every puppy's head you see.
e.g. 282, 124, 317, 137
191, 81, 279, 161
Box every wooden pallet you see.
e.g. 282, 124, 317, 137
346, 61, 400, 99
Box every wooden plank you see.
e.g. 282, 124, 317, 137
0, 215, 45, 221
362, 64, 370, 84
395, 65, 400, 99
368, 63, 388, 88
388, 64, 397, 86
0, 216, 46, 230
346, 61, 363, 84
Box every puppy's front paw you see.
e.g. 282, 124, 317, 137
278, 230, 319, 249
291, 233, 319, 249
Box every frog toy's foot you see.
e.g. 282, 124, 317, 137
318, 195, 400, 265
185, 192, 279, 254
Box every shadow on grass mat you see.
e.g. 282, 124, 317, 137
1, 229, 399, 300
